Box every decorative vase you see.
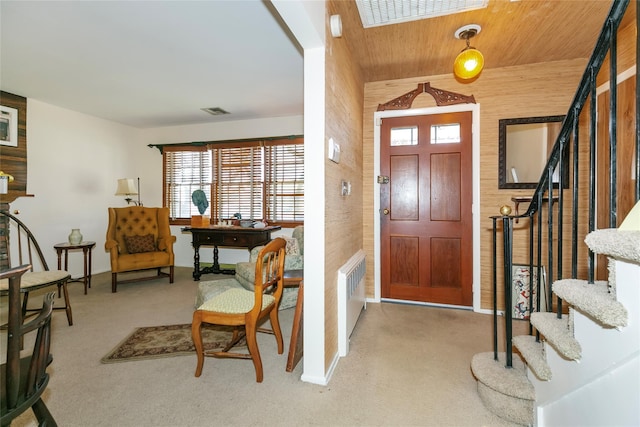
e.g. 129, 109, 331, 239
68, 229, 83, 245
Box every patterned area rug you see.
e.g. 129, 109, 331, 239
101, 323, 245, 363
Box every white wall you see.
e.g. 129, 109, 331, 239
11, 98, 302, 278
11, 99, 142, 278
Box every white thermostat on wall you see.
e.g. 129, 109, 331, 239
328, 138, 341, 163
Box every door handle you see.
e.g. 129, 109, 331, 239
382, 208, 390, 215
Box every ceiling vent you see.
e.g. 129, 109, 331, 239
201, 107, 230, 116
355, 0, 488, 28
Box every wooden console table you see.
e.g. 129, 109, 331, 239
182, 225, 281, 281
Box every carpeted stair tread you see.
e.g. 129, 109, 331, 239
530, 312, 581, 360
513, 335, 552, 381
553, 279, 628, 328
477, 381, 533, 426
584, 229, 640, 263
471, 352, 535, 400
471, 352, 535, 426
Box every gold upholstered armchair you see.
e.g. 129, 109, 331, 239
105, 207, 176, 293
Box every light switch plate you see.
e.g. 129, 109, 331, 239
328, 138, 341, 163
341, 180, 351, 196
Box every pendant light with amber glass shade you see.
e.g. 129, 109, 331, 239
453, 24, 484, 80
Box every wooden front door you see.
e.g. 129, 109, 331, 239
380, 112, 473, 306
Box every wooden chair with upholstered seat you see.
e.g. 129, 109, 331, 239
0, 210, 73, 325
191, 237, 286, 383
235, 225, 303, 310
1, 264, 57, 427
105, 207, 176, 292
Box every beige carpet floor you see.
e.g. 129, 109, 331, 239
2, 267, 525, 426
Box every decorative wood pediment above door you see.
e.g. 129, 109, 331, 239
376, 82, 476, 112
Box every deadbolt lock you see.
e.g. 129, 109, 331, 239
382, 208, 390, 215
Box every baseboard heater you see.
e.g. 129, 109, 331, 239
338, 249, 366, 357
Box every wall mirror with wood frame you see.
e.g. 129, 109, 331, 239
498, 115, 566, 189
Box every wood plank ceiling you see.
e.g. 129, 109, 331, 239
332, 0, 636, 83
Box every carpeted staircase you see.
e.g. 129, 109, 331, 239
471, 226, 640, 426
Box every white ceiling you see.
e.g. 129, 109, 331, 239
0, 1, 304, 128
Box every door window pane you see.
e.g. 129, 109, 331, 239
430, 123, 461, 144
390, 126, 418, 146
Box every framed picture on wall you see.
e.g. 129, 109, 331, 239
0, 104, 18, 147
512, 264, 547, 320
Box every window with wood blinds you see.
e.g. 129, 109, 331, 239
164, 146, 212, 220
212, 143, 263, 222
265, 140, 304, 222
162, 137, 304, 225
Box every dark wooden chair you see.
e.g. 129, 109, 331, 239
0, 210, 72, 325
191, 237, 286, 383
1, 264, 57, 427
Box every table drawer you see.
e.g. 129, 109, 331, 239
221, 234, 254, 247
194, 234, 224, 245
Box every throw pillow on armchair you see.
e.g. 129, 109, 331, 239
235, 226, 303, 310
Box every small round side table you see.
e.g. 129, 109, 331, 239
54, 241, 96, 294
